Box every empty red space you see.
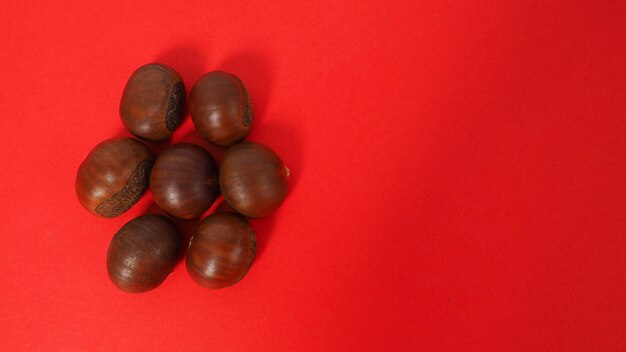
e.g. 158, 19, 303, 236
0, 1, 624, 351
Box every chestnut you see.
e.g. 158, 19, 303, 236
120, 63, 185, 141
75, 138, 153, 218
189, 71, 252, 146
150, 143, 219, 219
186, 213, 256, 289
107, 214, 181, 293
220, 141, 289, 218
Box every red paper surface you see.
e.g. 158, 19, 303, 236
1, 1, 625, 351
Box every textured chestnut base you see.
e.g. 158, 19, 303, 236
75, 138, 154, 218
95, 160, 152, 217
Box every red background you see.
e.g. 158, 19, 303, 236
1, 1, 625, 351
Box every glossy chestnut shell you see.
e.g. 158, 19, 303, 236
150, 143, 219, 219
107, 214, 181, 293
186, 213, 256, 289
120, 63, 185, 141
189, 71, 252, 146
75, 138, 153, 218
220, 141, 289, 218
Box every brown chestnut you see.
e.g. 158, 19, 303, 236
150, 143, 219, 219
186, 213, 256, 289
189, 71, 252, 146
107, 214, 181, 293
220, 141, 289, 218
75, 138, 153, 218
120, 63, 185, 141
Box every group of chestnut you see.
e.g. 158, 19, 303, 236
75, 63, 288, 293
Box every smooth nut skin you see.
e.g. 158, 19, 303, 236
186, 213, 256, 289
107, 215, 181, 293
150, 143, 219, 219
120, 63, 186, 141
189, 71, 253, 146
75, 138, 153, 218
220, 141, 289, 218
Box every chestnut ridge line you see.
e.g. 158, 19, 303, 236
76, 63, 289, 293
